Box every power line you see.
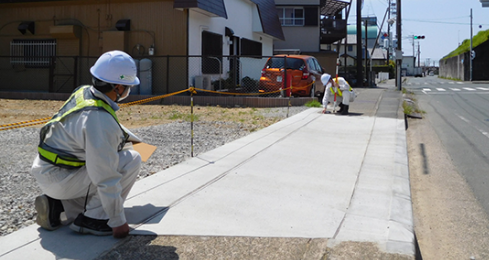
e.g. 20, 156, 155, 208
403, 18, 489, 26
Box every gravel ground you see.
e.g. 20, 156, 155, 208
0, 106, 310, 237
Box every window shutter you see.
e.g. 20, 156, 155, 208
304, 7, 318, 26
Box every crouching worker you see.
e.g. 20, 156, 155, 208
31, 50, 141, 238
321, 73, 352, 115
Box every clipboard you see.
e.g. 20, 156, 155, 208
132, 142, 157, 162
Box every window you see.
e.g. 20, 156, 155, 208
241, 38, 262, 56
266, 57, 304, 70
201, 31, 222, 74
277, 7, 304, 26
313, 58, 323, 73
347, 46, 353, 52
10, 39, 56, 68
307, 59, 317, 71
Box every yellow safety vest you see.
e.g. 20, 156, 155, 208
329, 85, 353, 97
38, 85, 128, 168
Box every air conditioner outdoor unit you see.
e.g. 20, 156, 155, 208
194, 75, 211, 90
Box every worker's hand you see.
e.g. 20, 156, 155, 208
322, 108, 327, 114
112, 223, 130, 238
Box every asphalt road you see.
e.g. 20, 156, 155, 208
404, 76, 489, 217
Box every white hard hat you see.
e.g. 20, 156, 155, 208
321, 73, 331, 85
90, 50, 140, 86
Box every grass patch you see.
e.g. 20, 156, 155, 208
168, 111, 200, 122
402, 101, 413, 115
305, 100, 322, 107
438, 76, 462, 81
443, 29, 489, 59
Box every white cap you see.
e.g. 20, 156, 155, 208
321, 73, 331, 85
90, 50, 140, 86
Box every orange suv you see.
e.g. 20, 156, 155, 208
259, 55, 324, 97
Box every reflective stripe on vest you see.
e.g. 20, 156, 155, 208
329, 85, 352, 97
330, 87, 343, 97
37, 147, 86, 168
38, 85, 125, 168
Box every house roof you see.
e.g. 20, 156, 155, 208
174, 0, 228, 18
250, 0, 285, 41
368, 48, 387, 60
174, 0, 284, 41
320, 0, 350, 16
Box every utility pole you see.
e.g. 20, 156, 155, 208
412, 36, 415, 69
356, 0, 363, 87
344, 0, 353, 75
417, 41, 420, 67
470, 8, 473, 81
365, 20, 368, 87
386, 0, 391, 65
396, 0, 402, 90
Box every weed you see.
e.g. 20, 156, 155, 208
169, 111, 183, 120
305, 100, 322, 107
185, 114, 200, 122
402, 101, 413, 115
439, 76, 462, 81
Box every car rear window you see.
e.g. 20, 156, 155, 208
265, 57, 305, 70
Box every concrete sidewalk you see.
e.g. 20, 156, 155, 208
0, 81, 415, 260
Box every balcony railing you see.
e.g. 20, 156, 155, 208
320, 18, 347, 44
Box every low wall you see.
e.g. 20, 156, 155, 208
0, 92, 315, 108
439, 53, 467, 80
439, 40, 489, 81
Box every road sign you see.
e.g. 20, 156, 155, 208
471, 50, 476, 60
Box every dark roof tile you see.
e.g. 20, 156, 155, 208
251, 0, 285, 41
174, 0, 227, 19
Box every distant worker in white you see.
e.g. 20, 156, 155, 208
31, 50, 141, 238
321, 73, 353, 115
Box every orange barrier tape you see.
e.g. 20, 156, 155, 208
1, 81, 315, 132
0, 119, 49, 131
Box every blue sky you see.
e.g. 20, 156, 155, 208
346, 0, 489, 65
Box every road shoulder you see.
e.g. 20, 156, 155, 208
407, 117, 489, 259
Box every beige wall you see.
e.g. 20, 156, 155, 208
274, 26, 319, 52
0, 0, 187, 93
0, 0, 186, 57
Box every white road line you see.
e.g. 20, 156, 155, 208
476, 87, 489, 90
455, 114, 489, 140
457, 82, 463, 84
450, 88, 461, 91
449, 82, 455, 84
436, 88, 446, 91
463, 87, 476, 91
457, 115, 470, 123
422, 88, 431, 91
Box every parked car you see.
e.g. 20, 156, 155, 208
259, 55, 325, 97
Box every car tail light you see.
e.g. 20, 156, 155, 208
261, 69, 266, 77
302, 68, 310, 80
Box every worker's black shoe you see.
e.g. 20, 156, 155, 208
35, 195, 64, 231
337, 105, 349, 115
70, 213, 112, 236
337, 103, 344, 113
